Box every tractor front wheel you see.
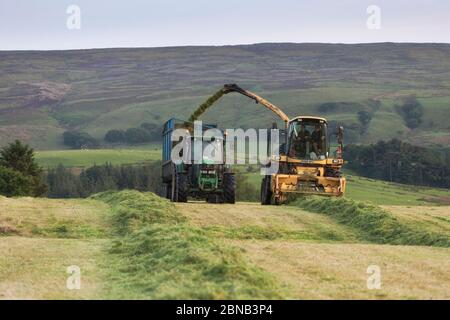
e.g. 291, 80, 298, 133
223, 173, 236, 204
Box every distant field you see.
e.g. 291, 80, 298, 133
35, 148, 161, 168
345, 175, 450, 205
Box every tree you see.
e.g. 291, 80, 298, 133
125, 128, 151, 144
44, 161, 163, 198
0, 140, 47, 196
357, 110, 372, 133
0, 166, 33, 197
140, 122, 157, 132
46, 164, 82, 198
345, 139, 450, 188
397, 96, 424, 129
63, 131, 99, 149
105, 129, 126, 143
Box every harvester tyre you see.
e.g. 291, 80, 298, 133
261, 176, 272, 205
223, 173, 236, 204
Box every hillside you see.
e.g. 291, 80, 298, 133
1, 43, 450, 149
1, 191, 449, 299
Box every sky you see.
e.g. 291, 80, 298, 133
0, 0, 449, 50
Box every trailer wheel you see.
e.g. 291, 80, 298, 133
223, 173, 235, 204
169, 173, 189, 202
261, 176, 272, 205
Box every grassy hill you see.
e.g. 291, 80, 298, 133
1, 43, 450, 149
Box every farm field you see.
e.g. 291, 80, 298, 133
1, 192, 449, 299
0, 197, 109, 299
35, 148, 161, 168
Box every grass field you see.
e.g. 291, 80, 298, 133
177, 201, 450, 299
228, 240, 450, 299
0, 237, 106, 299
1, 191, 448, 299
0, 196, 109, 299
345, 175, 450, 205
35, 148, 161, 168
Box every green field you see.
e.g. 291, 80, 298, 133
345, 175, 450, 205
36, 148, 161, 168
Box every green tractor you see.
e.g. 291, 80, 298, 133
162, 118, 235, 203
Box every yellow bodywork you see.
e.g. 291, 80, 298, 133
269, 157, 346, 203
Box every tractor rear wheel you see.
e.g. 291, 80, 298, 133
164, 183, 172, 200
173, 173, 188, 202
223, 173, 236, 204
261, 176, 272, 205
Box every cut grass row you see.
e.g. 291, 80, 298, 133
0, 191, 285, 299
91, 190, 284, 299
177, 202, 359, 243
177, 201, 450, 299
291, 197, 450, 247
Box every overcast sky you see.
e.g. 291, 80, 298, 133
0, 0, 449, 50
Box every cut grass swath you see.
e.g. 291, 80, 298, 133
92, 190, 284, 299
291, 197, 450, 247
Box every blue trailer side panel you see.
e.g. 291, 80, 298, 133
162, 118, 175, 163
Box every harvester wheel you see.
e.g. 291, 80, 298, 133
223, 173, 236, 204
174, 173, 188, 202
260, 176, 272, 205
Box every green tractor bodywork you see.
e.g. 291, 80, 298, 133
198, 164, 219, 191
